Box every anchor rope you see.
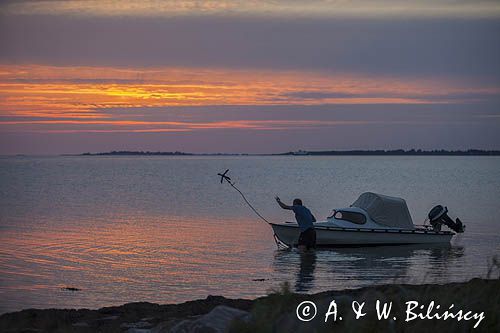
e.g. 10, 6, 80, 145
218, 169, 289, 249
226, 180, 270, 224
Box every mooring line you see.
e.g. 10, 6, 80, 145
218, 169, 270, 223
217, 169, 289, 249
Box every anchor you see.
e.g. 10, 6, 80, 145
217, 169, 232, 184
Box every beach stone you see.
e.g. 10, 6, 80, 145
72, 321, 90, 327
121, 321, 153, 328
127, 329, 153, 333
98, 315, 119, 321
169, 305, 250, 333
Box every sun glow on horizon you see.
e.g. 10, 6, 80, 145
3, 0, 500, 18
1, 64, 498, 134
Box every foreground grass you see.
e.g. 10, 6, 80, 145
230, 278, 499, 332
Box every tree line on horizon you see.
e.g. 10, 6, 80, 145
80, 149, 500, 156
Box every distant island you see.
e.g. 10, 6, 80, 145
78, 149, 500, 156
81, 151, 193, 156
279, 149, 500, 156
79, 151, 245, 156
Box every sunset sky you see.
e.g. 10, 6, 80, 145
1, 1, 499, 154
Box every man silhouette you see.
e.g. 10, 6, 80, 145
275, 197, 316, 250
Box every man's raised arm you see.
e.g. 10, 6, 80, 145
275, 196, 292, 210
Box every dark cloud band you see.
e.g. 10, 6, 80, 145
1, 15, 499, 81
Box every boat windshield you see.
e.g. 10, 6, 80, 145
334, 210, 366, 225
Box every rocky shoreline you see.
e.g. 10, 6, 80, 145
1, 278, 498, 332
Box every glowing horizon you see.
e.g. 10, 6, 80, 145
2, 0, 500, 18
1, 1, 499, 154
1, 65, 498, 135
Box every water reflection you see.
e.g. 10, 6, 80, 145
295, 251, 317, 292
2, 155, 497, 313
273, 244, 465, 293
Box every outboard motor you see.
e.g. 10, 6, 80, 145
428, 205, 465, 233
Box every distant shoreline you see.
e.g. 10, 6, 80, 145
75, 149, 500, 157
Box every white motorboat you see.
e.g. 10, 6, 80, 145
271, 192, 465, 247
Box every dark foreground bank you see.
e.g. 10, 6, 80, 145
1, 278, 498, 332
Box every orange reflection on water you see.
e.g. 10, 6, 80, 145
0, 214, 273, 298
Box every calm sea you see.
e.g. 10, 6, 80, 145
1, 156, 499, 314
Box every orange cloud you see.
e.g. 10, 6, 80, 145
1, 64, 498, 132
3, 0, 500, 18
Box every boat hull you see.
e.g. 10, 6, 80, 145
270, 223, 454, 246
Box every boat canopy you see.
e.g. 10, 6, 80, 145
351, 192, 415, 229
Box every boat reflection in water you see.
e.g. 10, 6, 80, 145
272, 243, 465, 293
